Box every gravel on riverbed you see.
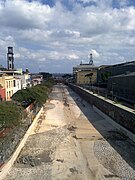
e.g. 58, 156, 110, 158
94, 131, 135, 180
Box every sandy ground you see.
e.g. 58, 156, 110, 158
5, 84, 135, 180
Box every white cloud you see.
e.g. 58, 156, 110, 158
0, 0, 134, 72
0, 0, 53, 29
68, 53, 79, 60
90, 49, 100, 58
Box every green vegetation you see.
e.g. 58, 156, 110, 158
43, 79, 55, 88
0, 101, 23, 128
101, 71, 112, 82
0, 80, 54, 128
62, 74, 72, 79
40, 72, 52, 80
12, 81, 54, 107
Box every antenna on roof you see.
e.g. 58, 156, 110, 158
80, 60, 82, 65
89, 53, 93, 65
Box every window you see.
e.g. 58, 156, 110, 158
13, 80, 16, 87
6, 81, 8, 88
9, 81, 10, 88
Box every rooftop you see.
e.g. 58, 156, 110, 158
101, 60, 135, 70
109, 71, 135, 78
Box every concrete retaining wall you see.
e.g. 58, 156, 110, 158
93, 106, 135, 142
69, 84, 135, 135
0, 107, 43, 180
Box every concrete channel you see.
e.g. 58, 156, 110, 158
2, 84, 135, 180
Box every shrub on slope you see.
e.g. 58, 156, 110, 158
0, 101, 23, 128
12, 83, 53, 107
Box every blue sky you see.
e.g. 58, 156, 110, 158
0, 0, 135, 73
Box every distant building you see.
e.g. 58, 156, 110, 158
97, 61, 135, 86
0, 74, 15, 101
108, 72, 135, 104
0, 65, 7, 71
73, 54, 98, 85
76, 68, 97, 85
31, 74, 43, 86
1, 69, 31, 90
14, 73, 31, 89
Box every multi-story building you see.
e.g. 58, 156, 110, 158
6, 47, 31, 90
31, 74, 43, 86
0, 47, 32, 100
95, 61, 135, 104
108, 72, 135, 104
0, 72, 22, 101
0, 74, 15, 101
76, 68, 97, 85
13, 77, 21, 94
97, 61, 135, 86
15, 73, 31, 89
73, 63, 98, 85
1, 69, 32, 90
73, 53, 98, 85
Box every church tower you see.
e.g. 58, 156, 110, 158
7, 47, 14, 70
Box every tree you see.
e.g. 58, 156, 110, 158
62, 74, 72, 79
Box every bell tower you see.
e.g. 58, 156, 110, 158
7, 47, 14, 70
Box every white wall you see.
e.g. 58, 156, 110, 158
13, 78, 21, 94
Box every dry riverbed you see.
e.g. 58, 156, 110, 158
5, 84, 135, 180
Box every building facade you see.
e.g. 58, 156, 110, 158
13, 77, 21, 94
31, 74, 43, 86
0, 87, 6, 101
76, 69, 97, 85
73, 63, 98, 85
0, 74, 15, 101
97, 61, 135, 86
108, 72, 135, 104
14, 73, 31, 89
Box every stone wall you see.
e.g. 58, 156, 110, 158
69, 84, 135, 134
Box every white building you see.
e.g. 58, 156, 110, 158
31, 74, 43, 86
13, 77, 21, 94
14, 73, 31, 89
